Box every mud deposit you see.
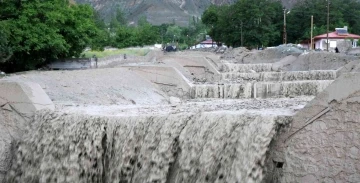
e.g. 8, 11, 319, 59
6, 111, 290, 183
3, 47, 359, 183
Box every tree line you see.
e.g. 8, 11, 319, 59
0, 0, 207, 72
202, 0, 360, 48
5, 0, 356, 72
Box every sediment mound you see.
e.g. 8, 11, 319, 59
221, 47, 250, 60
284, 52, 357, 71
6, 110, 291, 183
242, 46, 303, 64
221, 45, 303, 64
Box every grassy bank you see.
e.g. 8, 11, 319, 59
82, 48, 151, 58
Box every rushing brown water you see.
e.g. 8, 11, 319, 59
6, 110, 290, 183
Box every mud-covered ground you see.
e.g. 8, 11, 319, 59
2, 46, 358, 183
59, 97, 313, 117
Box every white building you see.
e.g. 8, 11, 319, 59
191, 39, 217, 49
301, 27, 360, 51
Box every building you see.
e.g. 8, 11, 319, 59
191, 39, 217, 49
301, 26, 360, 51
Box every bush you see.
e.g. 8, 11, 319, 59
178, 43, 189, 50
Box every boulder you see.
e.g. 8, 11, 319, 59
169, 96, 181, 107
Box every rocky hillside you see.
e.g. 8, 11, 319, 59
75, 0, 297, 26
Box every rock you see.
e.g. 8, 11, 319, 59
1, 104, 12, 111
169, 96, 181, 107
0, 81, 55, 113
0, 81, 55, 178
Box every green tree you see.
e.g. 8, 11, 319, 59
115, 26, 138, 48
286, 0, 360, 43
202, 5, 219, 27
115, 8, 127, 25
0, 0, 99, 72
202, 5, 229, 45
202, 0, 283, 48
137, 16, 160, 45
113, 16, 160, 48
109, 8, 127, 31
166, 25, 182, 42
110, 17, 121, 30
155, 24, 171, 43
341, 0, 360, 34
0, 21, 12, 63
91, 10, 110, 50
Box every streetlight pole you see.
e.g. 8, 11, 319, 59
283, 9, 287, 45
326, 0, 330, 51
311, 15, 313, 50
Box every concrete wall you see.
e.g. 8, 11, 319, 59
189, 80, 332, 99
97, 51, 157, 68
48, 58, 92, 70
164, 56, 221, 83
221, 63, 273, 73
265, 72, 360, 182
191, 83, 252, 99
125, 66, 193, 98
223, 70, 337, 82
48, 50, 155, 70
0, 81, 54, 182
48, 55, 136, 70
254, 80, 333, 99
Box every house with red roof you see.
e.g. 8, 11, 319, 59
301, 26, 360, 51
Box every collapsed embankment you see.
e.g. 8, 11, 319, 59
6, 110, 291, 183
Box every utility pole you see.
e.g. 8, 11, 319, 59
283, 9, 287, 44
326, 0, 330, 51
311, 15, 313, 50
241, 21, 243, 47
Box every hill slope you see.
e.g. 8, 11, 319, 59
75, 0, 297, 26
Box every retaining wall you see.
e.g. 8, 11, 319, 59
264, 72, 360, 182
223, 70, 337, 82
0, 81, 54, 182
125, 66, 193, 98
190, 80, 333, 99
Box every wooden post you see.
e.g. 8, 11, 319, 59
311, 15, 313, 50
283, 9, 287, 44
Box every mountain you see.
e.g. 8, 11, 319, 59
75, 0, 297, 26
